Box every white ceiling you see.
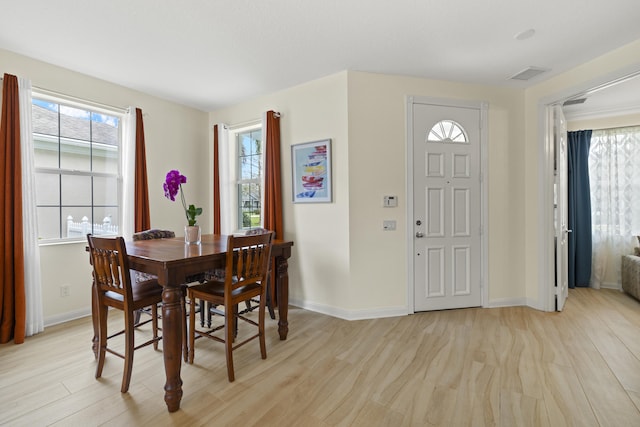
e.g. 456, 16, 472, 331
1, 1, 640, 112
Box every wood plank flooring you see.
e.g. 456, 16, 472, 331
2, 288, 640, 426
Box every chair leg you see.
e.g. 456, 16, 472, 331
122, 310, 135, 393
152, 303, 159, 351
133, 309, 142, 325
188, 295, 196, 364
182, 292, 188, 362
266, 286, 276, 320
200, 300, 205, 327
225, 307, 235, 382
95, 303, 108, 379
259, 295, 267, 360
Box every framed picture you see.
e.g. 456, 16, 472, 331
291, 139, 332, 203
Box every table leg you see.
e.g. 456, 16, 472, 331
162, 286, 184, 412
275, 255, 289, 340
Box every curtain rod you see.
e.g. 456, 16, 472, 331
1, 75, 128, 114
33, 86, 128, 114
225, 111, 281, 130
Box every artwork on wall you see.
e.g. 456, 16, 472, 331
291, 139, 332, 203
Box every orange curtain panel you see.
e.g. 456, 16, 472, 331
0, 73, 26, 344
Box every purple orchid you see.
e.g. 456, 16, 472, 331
163, 169, 186, 201
163, 170, 202, 226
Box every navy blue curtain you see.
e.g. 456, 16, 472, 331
567, 130, 592, 288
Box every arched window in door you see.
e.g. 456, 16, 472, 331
427, 120, 468, 143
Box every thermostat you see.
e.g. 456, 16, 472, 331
383, 195, 397, 207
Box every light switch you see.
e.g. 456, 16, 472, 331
383, 220, 396, 231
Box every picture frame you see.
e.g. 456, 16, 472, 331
291, 139, 332, 203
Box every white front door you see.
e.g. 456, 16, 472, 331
412, 101, 483, 311
554, 105, 569, 311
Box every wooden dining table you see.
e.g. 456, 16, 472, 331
89, 233, 294, 412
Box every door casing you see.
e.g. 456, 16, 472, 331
537, 65, 640, 312
406, 96, 489, 313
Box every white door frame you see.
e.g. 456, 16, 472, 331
537, 64, 640, 311
406, 96, 489, 313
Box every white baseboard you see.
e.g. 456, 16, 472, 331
289, 297, 408, 320
486, 297, 529, 309
44, 307, 92, 328
290, 296, 532, 320
44, 296, 544, 327
601, 282, 621, 291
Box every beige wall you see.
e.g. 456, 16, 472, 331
210, 70, 526, 318
524, 39, 640, 307
346, 72, 526, 311
1, 48, 209, 325
209, 72, 353, 316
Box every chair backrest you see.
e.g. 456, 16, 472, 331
87, 234, 134, 302
132, 229, 175, 241
224, 232, 273, 294
244, 227, 270, 236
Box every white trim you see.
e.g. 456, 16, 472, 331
288, 297, 408, 321
601, 282, 621, 291
405, 96, 489, 313
479, 102, 489, 309
485, 297, 528, 308
537, 63, 640, 312
406, 96, 415, 314
44, 308, 92, 327
565, 105, 640, 122
32, 88, 127, 116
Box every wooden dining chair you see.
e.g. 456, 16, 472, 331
187, 232, 273, 381
87, 234, 163, 393
203, 227, 276, 326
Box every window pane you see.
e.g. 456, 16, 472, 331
33, 95, 122, 242
37, 207, 61, 240
93, 206, 119, 236
238, 130, 262, 179
240, 155, 261, 180
32, 100, 59, 137
33, 135, 60, 168
91, 113, 119, 145
92, 142, 119, 173
60, 105, 90, 141
60, 138, 91, 171
63, 207, 92, 239
238, 183, 261, 228
93, 176, 118, 206
241, 134, 254, 156
61, 175, 91, 205
35, 173, 60, 205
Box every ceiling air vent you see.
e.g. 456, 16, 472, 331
509, 66, 550, 81
563, 98, 587, 106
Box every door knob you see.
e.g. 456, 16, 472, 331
415, 232, 424, 238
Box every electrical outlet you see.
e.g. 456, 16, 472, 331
60, 285, 70, 297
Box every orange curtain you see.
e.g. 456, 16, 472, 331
134, 108, 150, 232
213, 124, 221, 234
0, 74, 26, 344
263, 111, 283, 239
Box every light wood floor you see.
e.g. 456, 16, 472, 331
2, 288, 640, 426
